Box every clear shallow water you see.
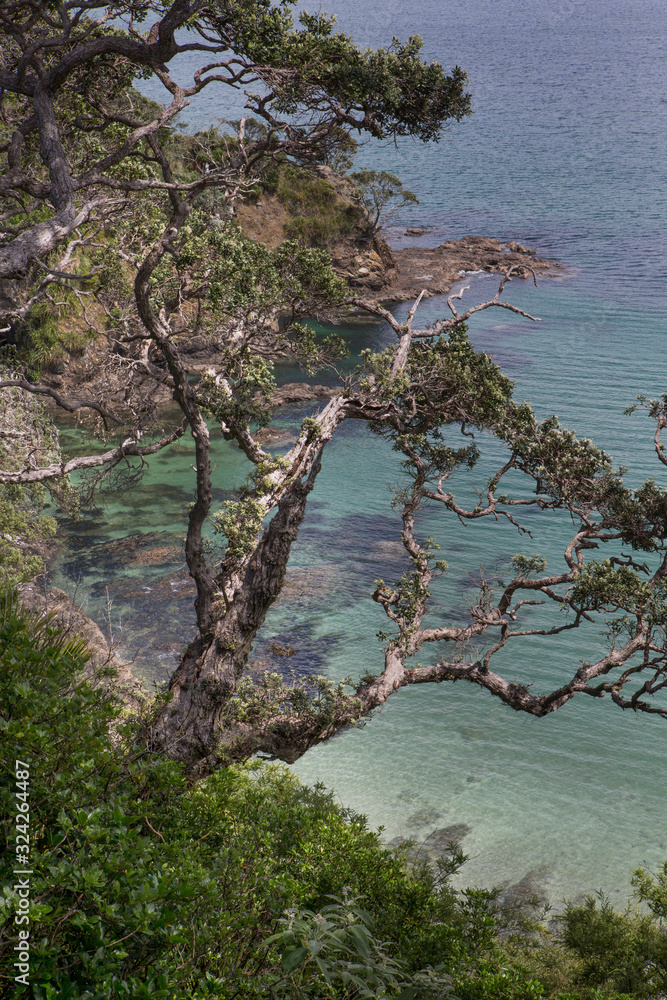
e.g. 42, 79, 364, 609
52, 0, 667, 906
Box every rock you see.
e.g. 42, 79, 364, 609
269, 383, 338, 406
505, 241, 536, 255
405, 227, 429, 235
17, 583, 146, 711
269, 643, 296, 657
422, 823, 471, 855
407, 807, 444, 828
396, 788, 420, 804
254, 426, 297, 448
176, 334, 216, 356
331, 231, 397, 292
376, 237, 561, 303
497, 865, 551, 917
126, 544, 182, 568
387, 823, 471, 869
276, 563, 347, 606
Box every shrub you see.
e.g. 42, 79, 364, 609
2, 597, 666, 999
0, 597, 483, 998
276, 165, 366, 247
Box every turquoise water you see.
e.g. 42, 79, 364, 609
52, 0, 667, 905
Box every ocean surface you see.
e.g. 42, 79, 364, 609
52, 0, 667, 906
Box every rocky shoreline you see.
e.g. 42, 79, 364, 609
235, 171, 562, 304
44, 232, 562, 414
18, 581, 146, 711
334, 233, 561, 302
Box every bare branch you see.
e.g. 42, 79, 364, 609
0, 378, 122, 427
0, 420, 188, 484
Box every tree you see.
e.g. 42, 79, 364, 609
1, 0, 666, 777
350, 168, 419, 233
0, 370, 58, 587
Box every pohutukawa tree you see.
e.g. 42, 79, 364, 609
1, 0, 666, 776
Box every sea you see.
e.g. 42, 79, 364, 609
51, 0, 667, 907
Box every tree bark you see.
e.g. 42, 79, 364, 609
153, 455, 324, 771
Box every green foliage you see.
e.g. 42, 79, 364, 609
197, 352, 277, 431
571, 560, 667, 624
12, 295, 95, 370
374, 564, 433, 648
264, 893, 456, 998
624, 392, 667, 424
255, 11, 472, 143
504, 411, 624, 511
0, 600, 480, 997
511, 554, 548, 578
359, 325, 515, 478
0, 376, 68, 587
632, 861, 667, 920
0, 485, 55, 588
167, 216, 347, 316
286, 322, 348, 374
453, 962, 546, 1000
562, 894, 667, 997
213, 497, 266, 559
2, 601, 667, 999
350, 170, 419, 232
277, 165, 366, 247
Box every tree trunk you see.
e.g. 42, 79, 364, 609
152, 458, 323, 772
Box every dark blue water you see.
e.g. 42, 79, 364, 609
54, 0, 667, 904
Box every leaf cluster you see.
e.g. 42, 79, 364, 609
265, 893, 455, 999
571, 561, 667, 624
360, 326, 515, 477
259, 13, 471, 143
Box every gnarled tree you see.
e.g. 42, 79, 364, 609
1, 0, 666, 776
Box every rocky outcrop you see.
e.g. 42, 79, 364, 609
369, 236, 561, 303
330, 230, 398, 291
268, 382, 338, 406
18, 582, 146, 711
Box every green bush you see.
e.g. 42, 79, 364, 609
0, 597, 485, 998
561, 894, 667, 997
2, 597, 666, 999
276, 165, 366, 247
264, 894, 456, 999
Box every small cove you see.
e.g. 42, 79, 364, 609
48, 0, 667, 907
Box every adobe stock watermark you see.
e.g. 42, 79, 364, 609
13, 760, 31, 988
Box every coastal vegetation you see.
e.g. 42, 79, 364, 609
1, 0, 665, 776
349, 170, 419, 235
1, 0, 667, 994
2, 597, 667, 998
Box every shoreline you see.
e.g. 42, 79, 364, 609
333, 233, 563, 303
42, 233, 564, 413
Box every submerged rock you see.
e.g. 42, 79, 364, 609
388, 822, 471, 869
254, 426, 298, 448
269, 383, 338, 406
276, 563, 347, 606
269, 643, 296, 657
422, 824, 472, 855
407, 807, 444, 829
496, 865, 552, 920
